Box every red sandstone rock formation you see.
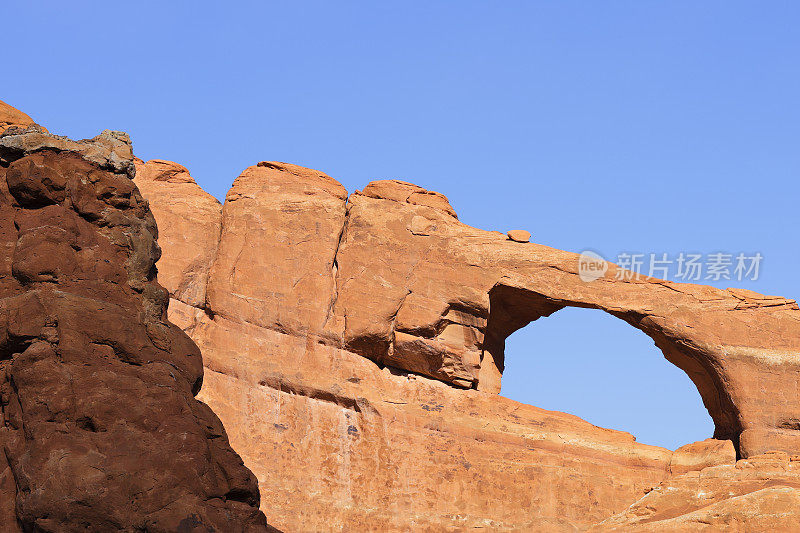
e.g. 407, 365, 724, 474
3, 99, 795, 532
136, 155, 800, 531
0, 120, 269, 530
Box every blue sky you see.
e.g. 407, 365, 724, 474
7, 2, 798, 449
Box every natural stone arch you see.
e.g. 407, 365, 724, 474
134, 167, 800, 460
323, 180, 800, 459
482, 283, 740, 449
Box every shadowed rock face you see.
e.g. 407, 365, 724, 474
136, 156, 800, 531
0, 123, 268, 531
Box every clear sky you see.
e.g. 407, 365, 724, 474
6, 2, 798, 450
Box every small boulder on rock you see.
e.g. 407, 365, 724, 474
507, 230, 530, 243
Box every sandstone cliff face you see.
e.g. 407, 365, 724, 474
136, 156, 800, 531
133, 159, 222, 309
0, 123, 268, 531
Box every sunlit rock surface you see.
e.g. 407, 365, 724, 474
138, 155, 800, 531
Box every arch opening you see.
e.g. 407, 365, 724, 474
481, 284, 733, 451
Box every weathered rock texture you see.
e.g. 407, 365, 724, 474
0, 123, 268, 530
137, 155, 800, 531
592, 451, 800, 531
